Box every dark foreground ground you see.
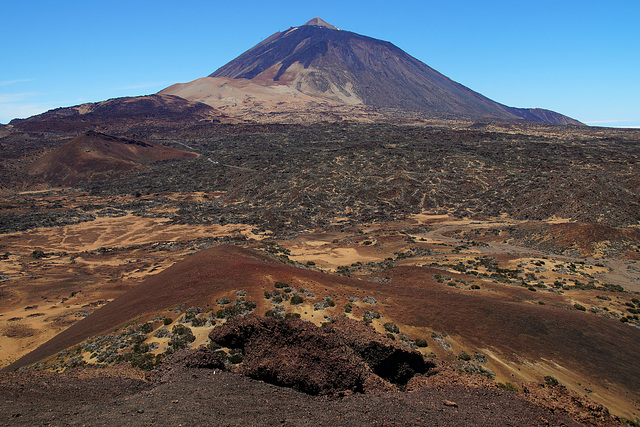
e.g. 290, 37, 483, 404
0, 365, 584, 427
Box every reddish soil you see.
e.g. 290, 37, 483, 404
26, 131, 198, 186
5, 245, 639, 420
0, 364, 586, 426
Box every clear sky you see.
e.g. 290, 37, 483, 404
2, 0, 638, 127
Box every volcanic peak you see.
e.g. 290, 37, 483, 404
303, 17, 340, 30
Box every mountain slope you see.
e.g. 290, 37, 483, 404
205, 18, 581, 125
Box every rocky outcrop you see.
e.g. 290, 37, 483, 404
208, 314, 434, 395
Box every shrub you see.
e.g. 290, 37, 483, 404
544, 376, 559, 387
285, 312, 301, 319
414, 338, 428, 348
163, 317, 173, 325
129, 353, 157, 370
216, 300, 256, 319
290, 294, 304, 305
190, 317, 207, 327
169, 325, 196, 349
470, 284, 481, 290
362, 296, 377, 304
217, 298, 231, 305
184, 306, 203, 319
274, 282, 288, 288
137, 322, 153, 334
344, 303, 352, 313
383, 322, 400, 334
265, 305, 285, 319
497, 382, 519, 392
574, 303, 587, 311
323, 297, 335, 307
263, 291, 272, 299
132, 342, 149, 354
154, 328, 171, 338
458, 351, 472, 361
362, 311, 381, 323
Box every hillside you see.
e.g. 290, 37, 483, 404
25, 131, 198, 186
9, 94, 236, 134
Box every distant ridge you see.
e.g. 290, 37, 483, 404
9, 94, 232, 133
205, 18, 581, 125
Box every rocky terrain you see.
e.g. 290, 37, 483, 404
0, 317, 619, 426
1, 16, 639, 427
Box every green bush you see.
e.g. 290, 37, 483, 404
362, 311, 380, 323
169, 326, 196, 349
574, 303, 587, 311
290, 294, 304, 305
544, 376, 559, 387
274, 282, 288, 288
163, 317, 173, 325
190, 317, 207, 327
216, 300, 256, 319
497, 382, 519, 392
383, 322, 400, 334
137, 322, 153, 334
458, 351, 472, 361
414, 338, 428, 348
344, 303, 352, 313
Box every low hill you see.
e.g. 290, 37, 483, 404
6, 244, 638, 417
25, 131, 198, 186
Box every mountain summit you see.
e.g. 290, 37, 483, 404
201, 18, 580, 125
303, 17, 340, 30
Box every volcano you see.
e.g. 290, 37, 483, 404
163, 18, 581, 125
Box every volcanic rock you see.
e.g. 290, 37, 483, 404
208, 314, 434, 395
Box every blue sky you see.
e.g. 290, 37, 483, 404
1, 0, 638, 127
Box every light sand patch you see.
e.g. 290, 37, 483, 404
0, 298, 110, 367
0, 215, 259, 254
